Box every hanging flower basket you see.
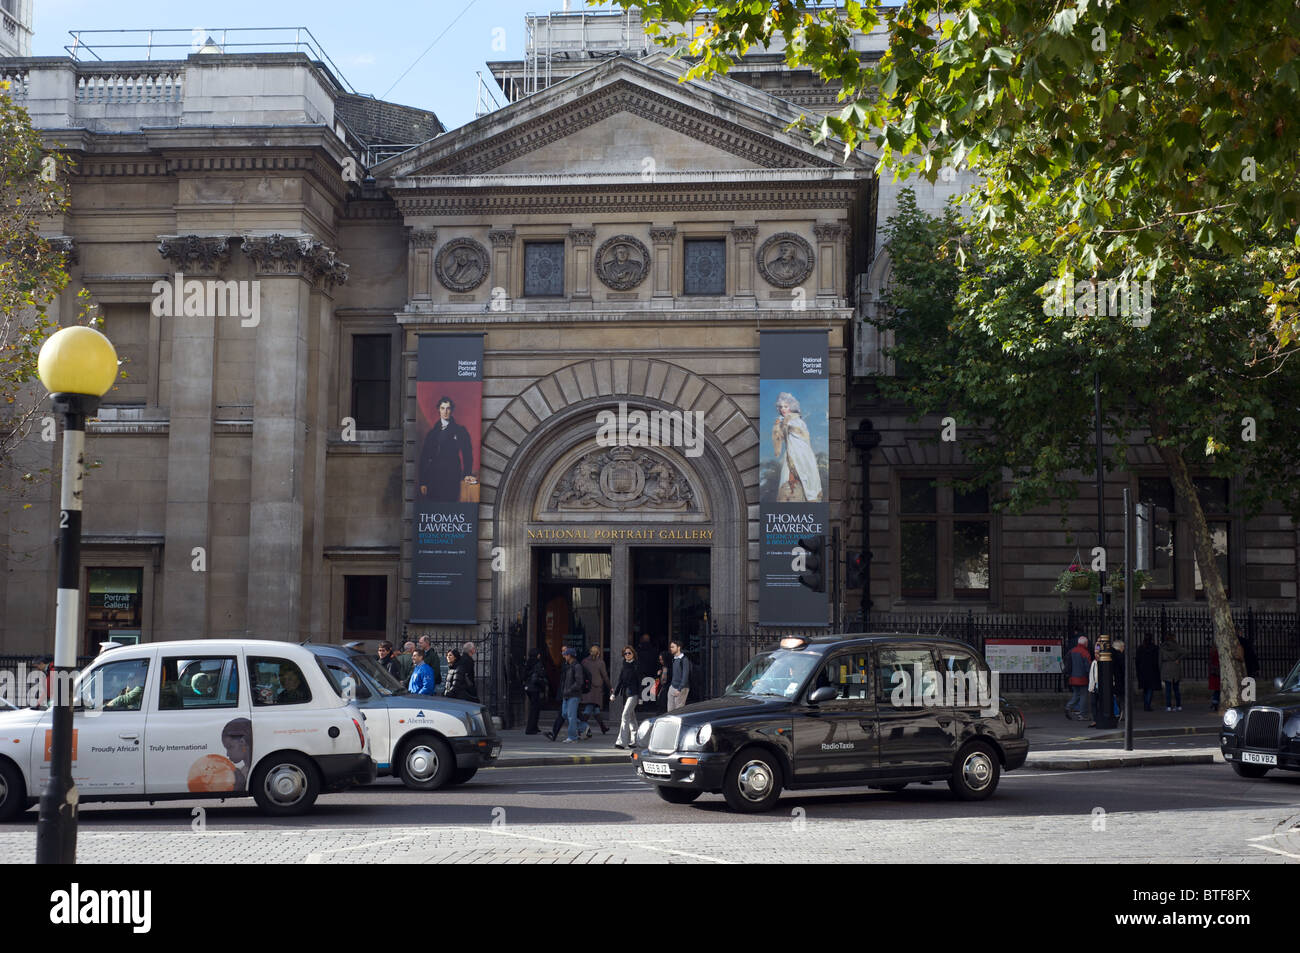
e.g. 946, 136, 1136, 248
1054, 563, 1099, 601
1110, 567, 1153, 601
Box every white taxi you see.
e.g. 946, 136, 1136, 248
0, 640, 374, 819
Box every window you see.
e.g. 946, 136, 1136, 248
159, 657, 239, 710
350, 335, 391, 430
876, 647, 937, 708
524, 242, 565, 296
315, 658, 370, 701
938, 648, 991, 708
82, 658, 150, 713
101, 305, 150, 405
1137, 478, 1176, 595
1193, 477, 1230, 597
248, 658, 312, 707
344, 575, 387, 637
899, 479, 991, 600
683, 239, 725, 295
812, 652, 872, 704
1137, 475, 1231, 598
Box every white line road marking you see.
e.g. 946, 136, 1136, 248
304, 835, 417, 863
616, 841, 732, 863
1249, 844, 1300, 859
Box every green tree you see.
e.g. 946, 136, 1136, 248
608, 0, 1300, 345
0, 82, 99, 508
878, 188, 1300, 706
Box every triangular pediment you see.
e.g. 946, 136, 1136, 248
377, 55, 870, 180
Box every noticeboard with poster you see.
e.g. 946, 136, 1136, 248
983, 639, 1063, 674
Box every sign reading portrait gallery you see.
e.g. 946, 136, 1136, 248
411, 334, 484, 623
759, 330, 830, 626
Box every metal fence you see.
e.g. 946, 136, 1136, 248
686, 607, 1300, 698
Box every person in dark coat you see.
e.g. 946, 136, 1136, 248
654, 651, 673, 714
443, 649, 470, 700
456, 642, 480, 704
1159, 634, 1186, 710
418, 396, 473, 501
1136, 635, 1162, 711
523, 648, 548, 735
377, 641, 402, 682
1111, 639, 1126, 718
612, 645, 641, 749
546, 647, 589, 743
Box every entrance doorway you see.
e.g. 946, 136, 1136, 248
630, 547, 710, 671
536, 549, 611, 695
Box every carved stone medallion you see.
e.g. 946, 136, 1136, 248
756, 232, 815, 288
435, 237, 490, 292
594, 235, 650, 291
550, 447, 695, 512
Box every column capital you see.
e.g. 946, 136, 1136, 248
649, 226, 677, 244
730, 225, 759, 243
241, 234, 349, 288
568, 228, 596, 246
157, 234, 232, 274
489, 229, 516, 248
409, 228, 438, 248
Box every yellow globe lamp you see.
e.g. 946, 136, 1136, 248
37, 326, 118, 397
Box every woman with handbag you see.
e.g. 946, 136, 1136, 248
612, 646, 641, 749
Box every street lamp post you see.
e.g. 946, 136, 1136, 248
34, 325, 118, 865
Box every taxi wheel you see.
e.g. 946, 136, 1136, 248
0, 760, 26, 822
655, 786, 702, 805
948, 741, 1000, 801
398, 735, 454, 790
1231, 762, 1271, 779
450, 766, 478, 785
251, 753, 320, 816
723, 747, 783, 813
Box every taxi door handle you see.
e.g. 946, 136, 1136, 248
858, 721, 876, 733
118, 733, 139, 743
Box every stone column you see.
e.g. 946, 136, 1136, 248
650, 227, 676, 299
407, 228, 436, 305
155, 236, 231, 637
611, 543, 630, 660
813, 223, 842, 299
731, 226, 758, 302
239, 234, 347, 639
489, 229, 515, 300
568, 228, 595, 300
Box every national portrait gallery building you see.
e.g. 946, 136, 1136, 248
1, 41, 871, 670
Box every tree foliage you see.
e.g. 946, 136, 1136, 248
608, 0, 1300, 346
878, 188, 1300, 704
0, 82, 98, 500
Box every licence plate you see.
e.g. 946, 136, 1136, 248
489, 745, 501, 759
642, 761, 671, 776
1242, 751, 1277, 765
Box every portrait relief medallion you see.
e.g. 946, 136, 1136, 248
756, 232, 815, 288
435, 237, 490, 292
594, 235, 650, 291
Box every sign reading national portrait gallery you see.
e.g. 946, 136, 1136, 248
759, 330, 830, 626
412, 334, 483, 623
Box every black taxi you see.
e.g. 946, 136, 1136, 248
1219, 657, 1300, 779
632, 634, 1029, 812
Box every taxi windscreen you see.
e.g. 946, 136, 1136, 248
726, 650, 822, 698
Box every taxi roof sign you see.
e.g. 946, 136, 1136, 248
779, 636, 809, 650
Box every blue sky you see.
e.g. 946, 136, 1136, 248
32, 1, 631, 130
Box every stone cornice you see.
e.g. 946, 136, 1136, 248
396, 306, 853, 326
392, 183, 860, 217
157, 235, 232, 274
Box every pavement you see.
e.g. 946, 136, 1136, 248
491, 702, 1227, 770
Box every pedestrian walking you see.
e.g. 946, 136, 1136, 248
667, 639, 692, 712
377, 641, 401, 682
612, 645, 641, 749
654, 651, 673, 713
1112, 639, 1126, 719
418, 635, 442, 684
1136, 635, 1161, 711
1208, 646, 1221, 712
1087, 651, 1100, 727
1160, 633, 1186, 711
549, 647, 589, 743
1065, 635, 1091, 720
457, 642, 480, 703
581, 644, 611, 734
443, 649, 470, 700
408, 648, 437, 695
1238, 632, 1259, 681
523, 648, 548, 734
397, 641, 416, 684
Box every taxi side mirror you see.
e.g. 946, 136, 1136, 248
808, 685, 838, 705
1275, 677, 1284, 691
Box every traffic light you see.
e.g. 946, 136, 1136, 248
796, 535, 826, 593
846, 550, 870, 589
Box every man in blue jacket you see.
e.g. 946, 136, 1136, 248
409, 648, 437, 695
667, 639, 692, 712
